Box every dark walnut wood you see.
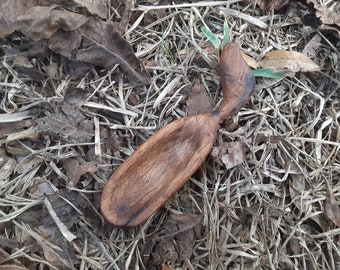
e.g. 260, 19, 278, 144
100, 42, 255, 228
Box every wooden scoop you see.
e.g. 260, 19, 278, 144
100, 43, 255, 227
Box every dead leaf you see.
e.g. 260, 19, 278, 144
81, 18, 150, 84
0, 148, 16, 181
73, 0, 109, 19
42, 62, 60, 79
289, 237, 302, 255
62, 58, 92, 78
49, 17, 150, 85
18, 192, 79, 268
0, 237, 18, 249
18, 189, 101, 267
302, 34, 321, 58
63, 86, 89, 107
186, 83, 212, 116
141, 213, 202, 267
212, 141, 247, 169
128, 88, 142, 105
162, 264, 174, 270
34, 103, 93, 144
18, 6, 89, 41
0, 0, 151, 85
0, 0, 37, 37
13, 54, 34, 68
61, 157, 98, 186
116, 0, 133, 34
306, 0, 340, 26
0, 120, 35, 138
325, 180, 340, 227
241, 51, 259, 69
289, 176, 329, 231
259, 50, 321, 72
16, 66, 48, 81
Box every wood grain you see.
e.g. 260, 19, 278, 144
100, 43, 255, 228
101, 112, 219, 227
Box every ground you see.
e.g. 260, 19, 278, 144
0, 1, 339, 270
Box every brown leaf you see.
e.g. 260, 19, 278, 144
34, 103, 93, 143
16, 66, 48, 81
325, 181, 340, 227
14, 50, 48, 81
47, 17, 151, 85
18, 189, 102, 267
162, 264, 174, 270
18, 6, 89, 41
142, 214, 202, 267
63, 86, 89, 107
306, 0, 340, 26
0, 120, 35, 138
186, 83, 212, 116
0, 1, 151, 85
13, 54, 34, 68
212, 141, 247, 169
0, 0, 37, 37
18, 191, 81, 268
0, 148, 16, 181
78, 18, 151, 85
42, 62, 60, 79
241, 51, 259, 69
73, 0, 109, 19
61, 157, 98, 186
259, 50, 321, 72
289, 237, 302, 255
289, 176, 329, 231
302, 34, 321, 58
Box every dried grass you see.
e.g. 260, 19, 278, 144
1, 1, 339, 270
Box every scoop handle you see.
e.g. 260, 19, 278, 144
218, 43, 255, 121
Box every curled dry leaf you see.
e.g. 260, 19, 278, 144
141, 214, 202, 267
241, 51, 259, 69
62, 157, 98, 186
212, 141, 247, 169
306, 0, 340, 26
0, 0, 151, 85
73, 0, 109, 19
34, 102, 93, 144
259, 50, 321, 72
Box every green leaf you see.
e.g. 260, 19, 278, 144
252, 68, 285, 78
201, 26, 220, 48
163, 41, 176, 64
221, 22, 230, 48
